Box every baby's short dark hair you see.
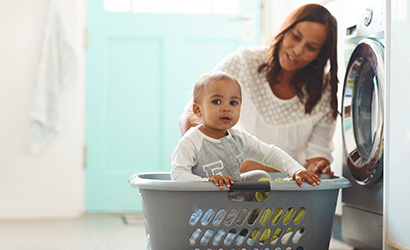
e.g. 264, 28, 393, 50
193, 71, 241, 103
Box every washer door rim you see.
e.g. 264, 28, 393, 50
341, 38, 384, 185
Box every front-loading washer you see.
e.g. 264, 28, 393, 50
340, 0, 385, 249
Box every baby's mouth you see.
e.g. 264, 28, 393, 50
220, 116, 232, 122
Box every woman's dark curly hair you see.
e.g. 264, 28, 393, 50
258, 4, 338, 119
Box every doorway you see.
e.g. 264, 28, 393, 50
86, 0, 262, 212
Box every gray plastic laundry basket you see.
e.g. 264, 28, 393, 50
128, 172, 350, 250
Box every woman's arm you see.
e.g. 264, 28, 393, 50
239, 160, 280, 173
241, 158, 334, 176
179, 105, 201, 135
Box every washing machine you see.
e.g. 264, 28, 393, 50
340, 0, 385, 249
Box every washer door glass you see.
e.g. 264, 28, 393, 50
341, 38, 384, 185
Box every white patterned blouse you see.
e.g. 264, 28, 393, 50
213, 46, 336, 165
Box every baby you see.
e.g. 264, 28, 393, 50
171, 71, 321, 191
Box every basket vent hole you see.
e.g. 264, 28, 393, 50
212, 229, 226, 246
224, 208, 238, 226
259, 208, 272, 225
188, 228, 202, 245
270, 227, 283, 244
293, 207, 306, 224
248, 208, 260, 225
249, 228, 260, 245
200, 229, 214, 245
239, 228, 249, 237
282, 208, 295, 224
201, 208, 215, 226
236, 208, 249, 225
234, 229, 248, 246
223, 229, 237, 246
257, 228, 272, 245
281, 227, 294, 245
189, 208, 202, 226
292, 227, 305, 244
270, 207, 284, 225
212, 209, 226, 226
285, 247, 293, 250
296, 246, 304, 250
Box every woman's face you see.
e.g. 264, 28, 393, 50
278, 21, 328, 74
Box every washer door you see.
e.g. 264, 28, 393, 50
341, 38, 384, 185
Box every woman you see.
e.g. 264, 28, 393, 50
180, 4, 338, 176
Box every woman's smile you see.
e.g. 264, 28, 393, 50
286, 53, 298, 64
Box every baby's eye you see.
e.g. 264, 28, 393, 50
230, 100, 239, 106
211, 99, 221, 104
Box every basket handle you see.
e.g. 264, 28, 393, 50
229, 181, 271, 192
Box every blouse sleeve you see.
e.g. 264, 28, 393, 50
305, 113, 337, 163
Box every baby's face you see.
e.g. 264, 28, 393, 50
195, 79, 242, 138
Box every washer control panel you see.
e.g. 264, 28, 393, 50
345, 0, 385, 39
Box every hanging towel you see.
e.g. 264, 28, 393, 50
28, 0, 78, 153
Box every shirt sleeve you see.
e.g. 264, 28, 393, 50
171, 135, 208, 182
239, 130, 305, 177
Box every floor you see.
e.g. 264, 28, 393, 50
0, 214, 354, 250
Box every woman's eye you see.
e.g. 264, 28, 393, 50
211, 100, 221, 104
307, 45, 318, 51
230, 101, 238, 106
292, 33, 300, 41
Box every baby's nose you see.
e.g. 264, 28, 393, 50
221, 106, 231, 112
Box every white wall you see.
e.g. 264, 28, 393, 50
385, 0, 410, 248
0, 0, 85, 219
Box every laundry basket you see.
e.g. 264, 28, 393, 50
128, 172, 350, 250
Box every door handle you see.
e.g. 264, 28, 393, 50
228, 16, 250, 21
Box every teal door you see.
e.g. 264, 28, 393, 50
86, 0, 261, 212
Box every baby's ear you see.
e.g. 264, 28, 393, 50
192, 102, 202, 117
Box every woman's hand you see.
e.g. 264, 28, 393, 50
240, 160, 281, 173
179, 108, 201, 135
306, 158, 334, 177
209, 175, 234, 189
293, 170, 321, 187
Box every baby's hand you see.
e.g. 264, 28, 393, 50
209, 175, 234, 189
293, 170, 321, 187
